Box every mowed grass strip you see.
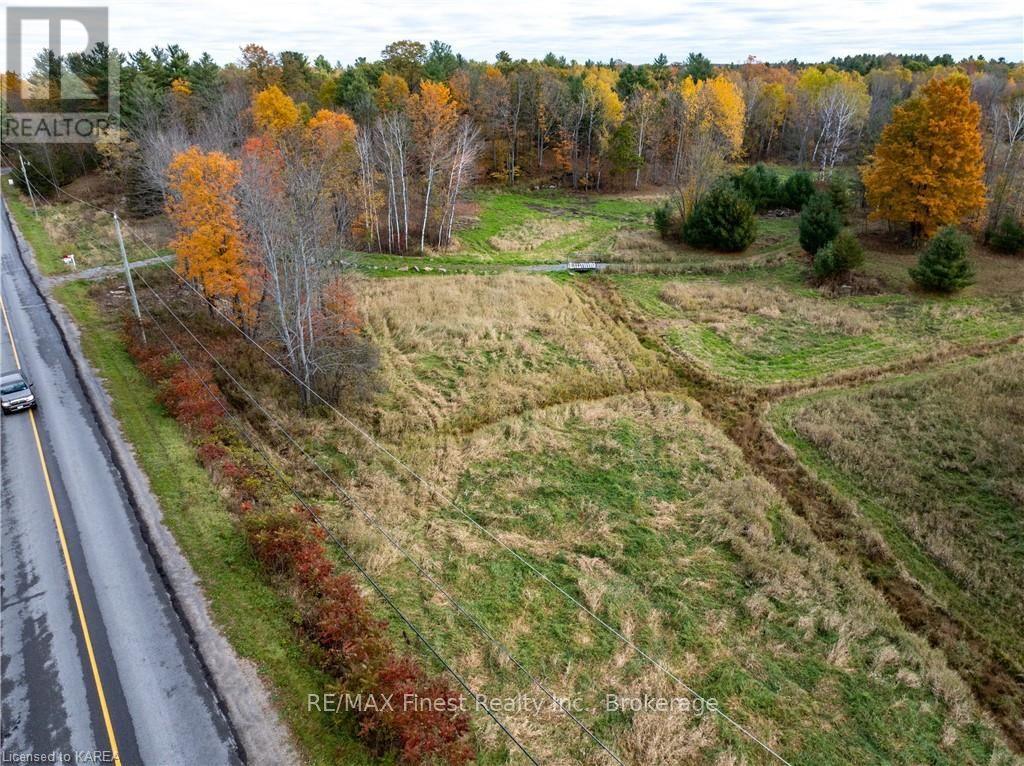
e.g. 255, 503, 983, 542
612, 270, 1024, 385
451, 190, 656, 264
771, 350, 1024, 666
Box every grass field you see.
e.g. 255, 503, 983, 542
610, 263, 1024, 385
357, 272, 672, 438
315, 266, 1018, 763
13, 179, 1024, 765
770, 350, 1024, 669
311, 391, 1017, 765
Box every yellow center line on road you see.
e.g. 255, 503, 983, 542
0, 293, 122, 766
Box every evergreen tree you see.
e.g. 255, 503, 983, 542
813, 230, 865, 279
733, 163, 781, 211
987, 215, 1024, 255
781, 171, 816, 210
683, 52, 714, 81
682, 184, 757, 252
910, 226, 975, 292
799, 192, 841, 254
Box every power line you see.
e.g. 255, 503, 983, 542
12, 158, 791, 765
129, 290, 541, 766
129, 226, 792, 766
130, 266, 625, 766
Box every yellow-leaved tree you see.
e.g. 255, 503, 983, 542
376, 72, 410, 113
252, 85, 300, 135
675, 74, 745, 216
863, 73, 986, 237
166, 147, 258, 324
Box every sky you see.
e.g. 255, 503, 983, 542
5, 0, 1024, 67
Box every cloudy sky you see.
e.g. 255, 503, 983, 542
8, 0, 1024, 66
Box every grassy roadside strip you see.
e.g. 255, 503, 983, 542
0, 185, 393, 766
1, 188, 373, 762
3, 187, 65, 274
52, 279, 376, 766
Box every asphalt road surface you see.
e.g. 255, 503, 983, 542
1, 208, 242, 765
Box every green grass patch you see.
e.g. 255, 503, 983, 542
612, 270, 1024, 385
4, 186, 64, 274
446, 189, 658, 265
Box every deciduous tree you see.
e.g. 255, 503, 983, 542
863, 74, 987, 237
166, 147, 258, 323
252, 84, 300, 135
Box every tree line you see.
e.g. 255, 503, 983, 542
5, 41, 1022, 241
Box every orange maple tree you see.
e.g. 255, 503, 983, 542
166, 147, 258, 322
863, 73, 987, 237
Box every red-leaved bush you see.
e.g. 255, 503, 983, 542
243, 510, 475, 764
243, 509, 328, 583
196, 441, 228, 468
125, 315, 475, 764
157, 363, 223, 432
306, 571, 390, 685
367, 655, 474, 766
125, 317, 223, 433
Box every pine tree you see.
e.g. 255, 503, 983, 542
987, 215, 1024, 255
781, 171, 815, 210
813, 230, 864, 279
910, 226, 975, 292
799, 192, 841, 254
682, 184, 757, 252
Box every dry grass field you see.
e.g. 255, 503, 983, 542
357, 273, 672, 437
317, 393, 1016, 765
316, 258, 1021, 763
16, 183, 1023, 765
771, 351, 1024, 669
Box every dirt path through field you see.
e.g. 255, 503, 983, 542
581, 277, 1024, 753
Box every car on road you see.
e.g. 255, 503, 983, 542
1, 369, 37, 413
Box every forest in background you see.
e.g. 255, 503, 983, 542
4, 43, 1022, 238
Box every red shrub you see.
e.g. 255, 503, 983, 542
219, 459, 250, 482
307, 572, 390, 685
196, 441, 227, 468
158, 362, 223, 432
243, 509, 321, 579
367, 655, 474, 766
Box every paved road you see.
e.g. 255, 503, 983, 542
1, 209, 241, 765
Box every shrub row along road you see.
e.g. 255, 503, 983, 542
1, 209, 240, 765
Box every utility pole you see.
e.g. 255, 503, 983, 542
113, 212, 145, 343
18, 152, 38, 216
